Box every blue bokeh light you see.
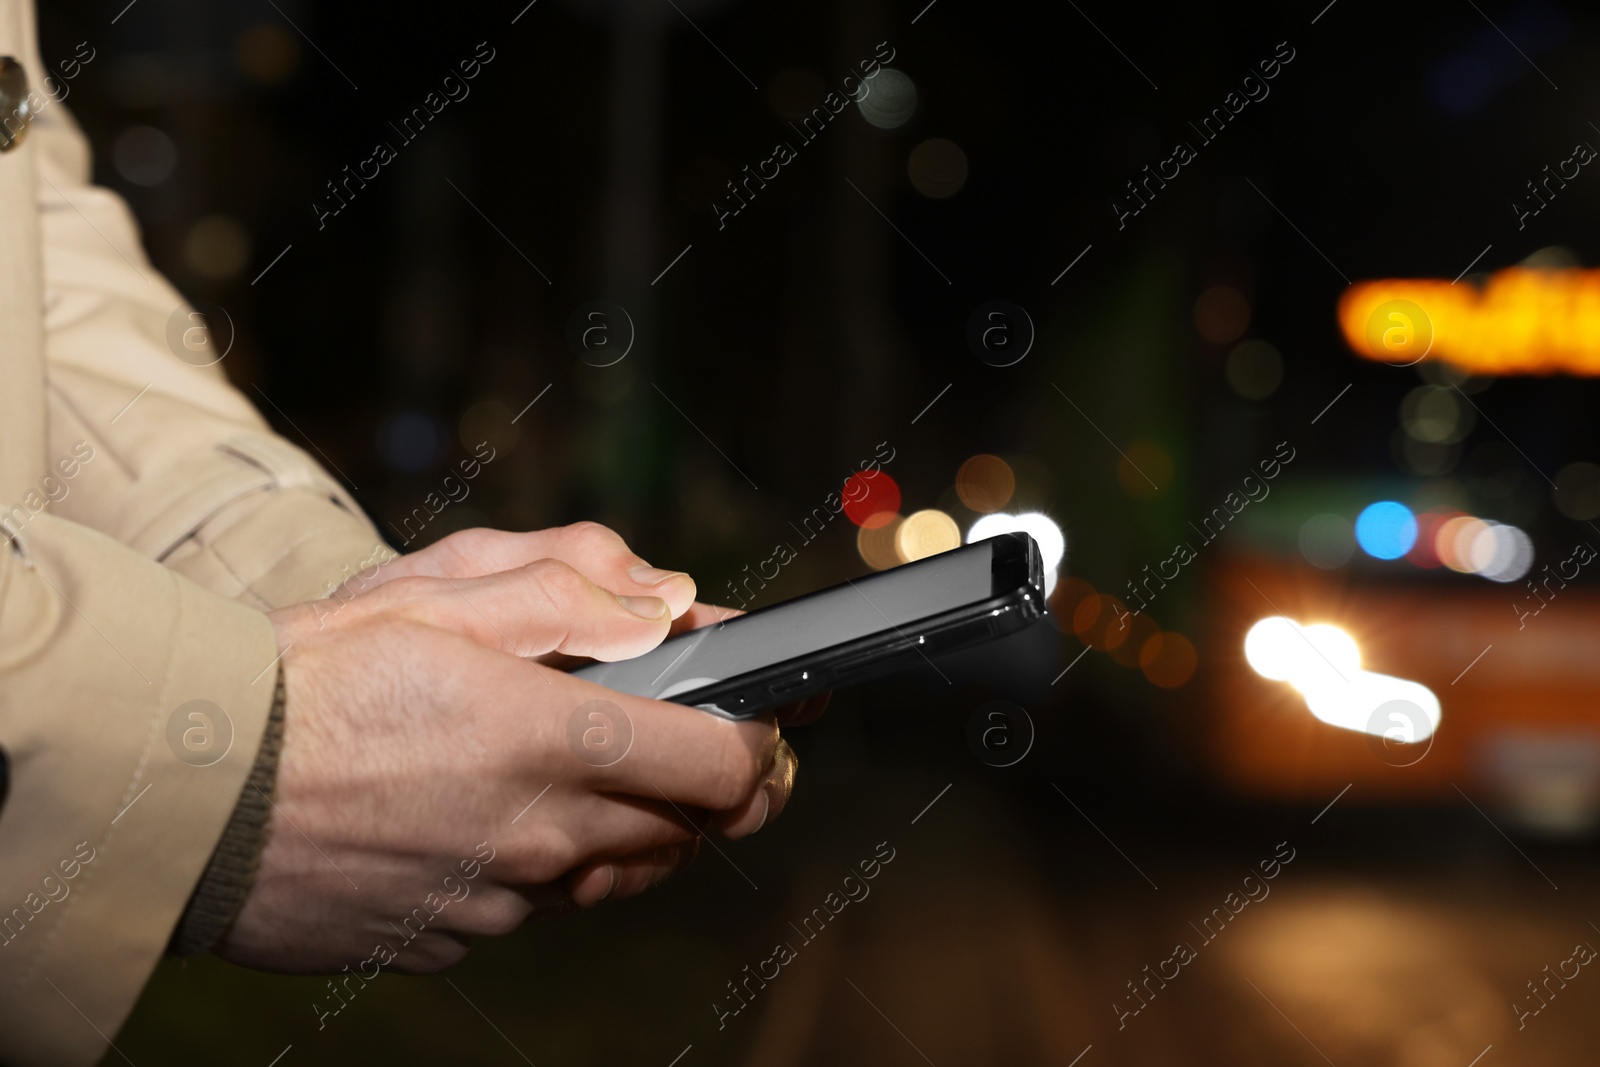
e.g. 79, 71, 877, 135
376, 410, 445, 473
1355, 501, 1418, 561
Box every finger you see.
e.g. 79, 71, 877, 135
335, 561, 676, 661
451, 885, 538, 936
515, 882, 577, 921
365, 524, 699, 619
716, 737, 798, 839
495, 790, 708, 885
777, 691, 831, 728
529, 599, 741, 671
667, 601, 742, 638
551, 679, 781, 813
660, 607, 830, 727
567, 838, 701, 907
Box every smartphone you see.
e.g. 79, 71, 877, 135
570, 533, 1046, 719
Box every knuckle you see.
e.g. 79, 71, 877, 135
432, 527, 484, 566
564, 520, 625, 551
378, 574, 438, 606
465, 891, 532, 937
521, 560, 589, 620
527, 557, 584, 597
440, 525, 497, 556
505, 833, 577, 885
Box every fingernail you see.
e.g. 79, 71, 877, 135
629, 564, 689, 587
750, 786, 771, 835
598, 865, 620, 902
650, 846, 682, 887
619, 594, 669, 619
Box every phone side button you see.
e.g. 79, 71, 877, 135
834, 642, 919, 676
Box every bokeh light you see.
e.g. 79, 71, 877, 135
458, 400, 520, 456
377, 410, 446, 472
1244, 617, 1361, 694
1301, 623, 1362, 681
1467, 522, 1535, 583
859, 69, 917, 129
1235, 617, 1440, 742
1339, 269, 1600, 376
1405, 510, 1456, 568
1224, 340, 1284, 400
1298, 513, 1355, 569
1554, 461, 1600, 520
1074, 594, 1128, 651
1354, 501, 1418, 560
182, 215, 252, 280
1071, 594, 1107, 639
968, 511, 1066, 593
955, 454, 1014, 513
1400, 385, 1473, 443
1140, 632, 1197, 688
1245, 617, 1323, 684
1193, 286, 1251, 344
967, 512, 1065, 570
857, 513, 905, 571
1241, 617, 1356, 694
1046, 574, 1189, 689
1244, 617, 1440, 741
896, 509, 961, 561
1436, 515, 1487, 573
234, 23, 299, 85
908, 138, 968, 199
1109, 611, 1159, 667
1396, 434, 1459, 477
842, 471, 901, 527
1048, 576, 1095, 634
113, 125, 177, 186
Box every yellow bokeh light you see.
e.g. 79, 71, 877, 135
1194, 286, 1251, 344
955, 454, 1015, 513
1140, 631, 1197, 688
896, 509, 961, 562
1339, 269, 1600, 375
857, 514, 905, 571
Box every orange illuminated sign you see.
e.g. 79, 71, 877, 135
1338, 268, 1600, 375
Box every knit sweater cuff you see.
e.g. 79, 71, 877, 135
169, 668, 286, 956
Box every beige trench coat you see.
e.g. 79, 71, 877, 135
0, 2, 385, 1062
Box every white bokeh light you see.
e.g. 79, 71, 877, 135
1468, 522, 1534, 583
1243, 615, 1440, 742
968, 511, 1066, 594
858, 69, 917, 129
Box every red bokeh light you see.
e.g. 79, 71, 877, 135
842, 471, 901, 527
1407, 509, 1458, 569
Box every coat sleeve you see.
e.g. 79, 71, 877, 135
0, 515, 280, 1066
27, 87, 392, 610
0, 41, 395, 1067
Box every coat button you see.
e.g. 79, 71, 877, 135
0, 57, 31, 152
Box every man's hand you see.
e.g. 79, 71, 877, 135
353, 522, 702, 623
220, 544, 797, 974
343, 522, 830, 721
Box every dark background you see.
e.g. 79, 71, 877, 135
38, 0, 1600, 1063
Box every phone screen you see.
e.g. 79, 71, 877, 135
573, 537, 1014, 701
